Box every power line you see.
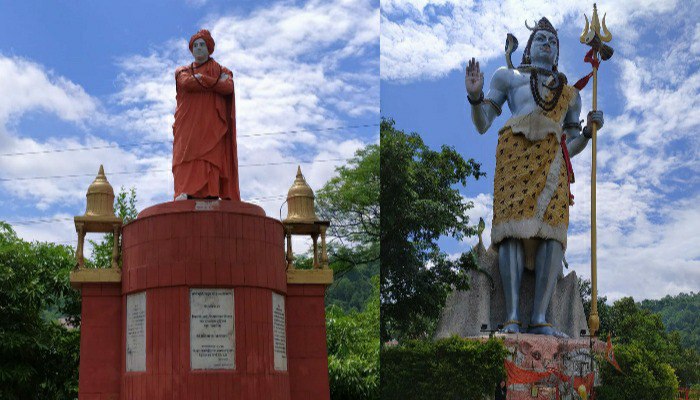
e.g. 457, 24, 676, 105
0, 123, 378, 158
5, 194, 289, 226
0, 157, 349, 182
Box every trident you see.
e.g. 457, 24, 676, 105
580, 3, 613, 337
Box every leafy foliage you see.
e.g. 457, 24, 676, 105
380, 336, 508, 400
326, 277, 379, 400
380, 118, 484, 341
640, 292, 700, 353
326, 261, 379, 312
317, 143, 379, 256
579, 280, 700, 389
0, 222, 80, 399
596, 341, 678, 400
87, 187, 138, 268
314, 144, 380, 399
314, 143, 380, 313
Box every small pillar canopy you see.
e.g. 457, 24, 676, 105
282, 166, 332, 282
72, 165, 123, 271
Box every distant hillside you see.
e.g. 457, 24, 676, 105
326, 261, 379, 312
639, 292, 700, 352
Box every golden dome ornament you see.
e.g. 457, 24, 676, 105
284, 166, 319, 224
85, 165, 116, 217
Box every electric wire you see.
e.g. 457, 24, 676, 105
0, 157, 349, 182
0, 123, 378, 158
5, 194, 288, 226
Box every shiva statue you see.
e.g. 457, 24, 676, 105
465, 18, 604, 336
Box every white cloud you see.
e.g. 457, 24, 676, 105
0, 55, 99, 125
381, 0, 682, 81
563, 31, 700, 299
0, 55, 139, 211
462, 192, 492, 248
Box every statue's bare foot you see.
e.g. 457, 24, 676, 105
500, 321, 521, 334
527, 324, 569, 338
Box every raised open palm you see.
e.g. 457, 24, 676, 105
465, 57, 484, 98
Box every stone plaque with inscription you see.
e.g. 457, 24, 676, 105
272, 292, 287, 371
190, 288, 235, 370
126, 291, 146, 372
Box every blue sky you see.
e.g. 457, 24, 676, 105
0, 0, 379, 247
381, 0, 699, 301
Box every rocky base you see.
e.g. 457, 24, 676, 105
435, 242, 589, 339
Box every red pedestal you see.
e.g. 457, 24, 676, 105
75, 200, 332, 399
287, 284, 331, 400
78, 283, 122, 400
121, 200, 288, 399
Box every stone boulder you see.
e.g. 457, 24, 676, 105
434, 242, 589, 339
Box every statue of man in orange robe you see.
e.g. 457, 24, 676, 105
172, 29, 240, 201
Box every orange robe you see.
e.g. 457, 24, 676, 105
172, 58, 240, 200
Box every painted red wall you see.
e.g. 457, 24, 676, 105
79, 282, 122, 400
287, 284, 331, 400
119, 201, 290, 399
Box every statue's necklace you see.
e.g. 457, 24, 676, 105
526, 68, 565, 112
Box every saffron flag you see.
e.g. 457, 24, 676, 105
605, 333, 622, 372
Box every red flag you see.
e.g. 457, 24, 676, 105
605, 333, 623, 372
574, 49, 600, 90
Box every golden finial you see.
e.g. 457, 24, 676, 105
85, 164, 116, 217
284, 165, 318, 224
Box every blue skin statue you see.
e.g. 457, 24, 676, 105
465, 27, 603, 336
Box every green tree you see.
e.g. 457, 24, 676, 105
579, 280, 700, 388
313, 143, 380, 399
316, 143, 379, 266
594, 297, 694, 397
380, 118, 484, 341
640, 292, 700, 353
316, 143, 380, 312
326, 277, 379, 400
0, 222, 80, 400
380, 336, 508, 400
87, 187, 138, 268
596, 341, 678, 400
